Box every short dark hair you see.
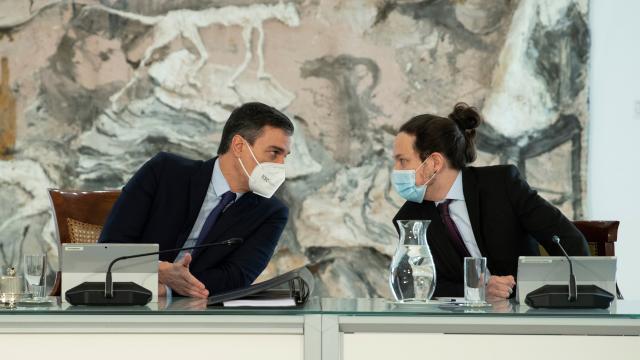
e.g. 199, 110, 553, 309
399, 102, 483, 169
217, 102, 294, 155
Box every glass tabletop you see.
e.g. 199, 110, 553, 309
1, 296, 640, 318
320, 298, 640, 318
0, 296, 322, 315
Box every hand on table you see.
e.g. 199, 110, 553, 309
486, 275, 515, 301
158, 253, 209, 299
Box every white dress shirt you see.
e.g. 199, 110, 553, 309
434, 171, 484, 258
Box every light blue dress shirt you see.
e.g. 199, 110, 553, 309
434, 171, 484, 259
165, 158, 243, 298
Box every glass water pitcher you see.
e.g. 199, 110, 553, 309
389, 220, 437, 302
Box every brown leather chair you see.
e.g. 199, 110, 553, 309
539, 220, 619, 256
48, 189, 121, 296
573, 221, 619, 256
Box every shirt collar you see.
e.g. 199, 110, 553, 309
210, 158, 244, 200
435, 170, 464, 205
447, 171, 465, 201
212, 158, 232, 198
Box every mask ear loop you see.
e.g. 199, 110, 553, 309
237, 156, 251, 178
416, 155, 437, 186
422, 170, 437, 186
237, 138, 262, 177
243, 138, 262, 168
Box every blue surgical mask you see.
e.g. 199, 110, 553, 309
391, 158, 437, 203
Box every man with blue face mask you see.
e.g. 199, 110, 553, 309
99, 102, 293, 298
391, 156, 438, 203
391, 103, 588, 299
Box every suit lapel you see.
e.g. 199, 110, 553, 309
462, 167, 487, 256
177, 157, 217, 248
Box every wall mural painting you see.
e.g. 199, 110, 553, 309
0, 0, 589, 297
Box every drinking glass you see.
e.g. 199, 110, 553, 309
24, 254, 47, 300
464, 257, 487, 304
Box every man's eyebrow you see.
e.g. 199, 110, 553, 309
268, 145, 289, 154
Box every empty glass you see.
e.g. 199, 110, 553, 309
464, 257, 487, 304
389, 220, 436, 302
0, 266, 23, 303
23, 254, 47, 300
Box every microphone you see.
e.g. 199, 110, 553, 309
552, 235, 577, 302
524, 235, 614, 309
66, 238, 243, 306
104, 238, 243, 298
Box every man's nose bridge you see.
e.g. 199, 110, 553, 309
276, 154, 287, 164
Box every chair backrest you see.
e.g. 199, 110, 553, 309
48, 188, 121, 295
573, 220, 619, 256
538, 221, 619, 257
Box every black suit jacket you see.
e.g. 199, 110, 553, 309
99, 152, 289, 294
392, 165, 589, 297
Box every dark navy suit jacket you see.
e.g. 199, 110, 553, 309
99, 152, 289, 294
393, 165, 589, 297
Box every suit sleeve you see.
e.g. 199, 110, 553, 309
197, 206, 289, 294
98, 153, 166, 243
504, 165, 589, 256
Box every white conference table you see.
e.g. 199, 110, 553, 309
1, 297, 639, 360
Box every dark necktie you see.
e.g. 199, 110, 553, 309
437, 199, 471, 258
195, 191, 236, 247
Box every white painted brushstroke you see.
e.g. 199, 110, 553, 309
482, 0, 576, 138
79, 2, 300, 110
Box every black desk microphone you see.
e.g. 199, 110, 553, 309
552, 235, 577, 301
524, 235, 614, 309
66, 238, 243, 306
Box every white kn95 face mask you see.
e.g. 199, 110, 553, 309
237, 139, 286, 198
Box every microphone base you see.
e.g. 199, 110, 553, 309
66, 282, 152, 306
525, 284, 614, 309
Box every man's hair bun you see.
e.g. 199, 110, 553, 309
448, 102, 483, 132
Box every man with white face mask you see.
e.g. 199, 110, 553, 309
99, 102, 293, 298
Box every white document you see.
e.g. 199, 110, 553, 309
223, 298, 297, 307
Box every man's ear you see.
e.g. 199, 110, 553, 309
230, 135, 245, 157
430, 152, 445, 174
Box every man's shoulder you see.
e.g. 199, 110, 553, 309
465, 164, 520, 181
134, 152, 211, 186
150, 151, 204, 169
466, 164, 517, 175
393, 200, 426, 221
254, 194, 288, 212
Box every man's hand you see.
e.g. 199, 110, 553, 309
158, 253, 209, 298
486, 275, 516, 300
